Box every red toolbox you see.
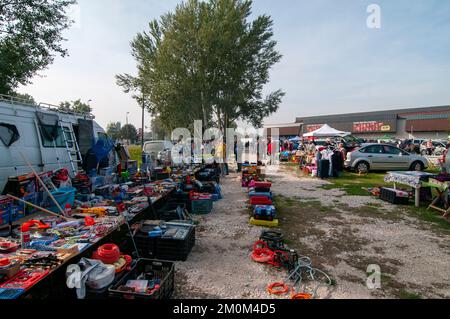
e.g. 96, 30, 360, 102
250, 197, 273, 206
253, 182, 272, 189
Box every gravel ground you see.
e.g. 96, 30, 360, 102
174, 165, 450, 299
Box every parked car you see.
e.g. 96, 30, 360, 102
419, 141, 446, 156
143, 140, 174, 166
345, 143, 429, 173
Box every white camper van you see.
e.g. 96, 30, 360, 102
0, 94, 106, 192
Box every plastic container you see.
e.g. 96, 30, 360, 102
0, 211, 10, 226
156, 202, 188, 221
44, 187, 76, 214
0, 288, 25, 300
109, 259, 174, 299
128, 222, 195, 261
380, 188, 410, 205
253, 182, 272, 189
248, 191, 272, 200
250, 197, 273, 206
191, 199, 213, 215
156, 224, 195, 261
131, 224, 195, 261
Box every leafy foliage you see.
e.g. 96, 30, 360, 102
58, 99, 92, 114
10, 91, 36, 104
0, 0, 76, 94
120, 124, 138, 144
116, 0, 284, 132
106, 122, 122, 141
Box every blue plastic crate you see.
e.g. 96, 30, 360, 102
0, 288, 25, 300
0, 211, 10, 226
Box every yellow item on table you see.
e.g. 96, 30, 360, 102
79, 207, 107, 217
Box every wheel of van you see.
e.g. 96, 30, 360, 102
410, 161, 424, 171
355, 161, 369, 174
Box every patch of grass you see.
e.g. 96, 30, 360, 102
399, 289, 422, 299
405, 205, 450, 231
321, 172, 389, 196
318, 172, 450, 231
127, 145, 142, 165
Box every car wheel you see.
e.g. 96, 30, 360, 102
355, 161, 369, 174
410, 161, 424, 171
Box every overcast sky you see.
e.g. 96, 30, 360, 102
19, 0, 450, 129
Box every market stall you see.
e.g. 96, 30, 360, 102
0, 160, 220, 299
384, 171, 436, 207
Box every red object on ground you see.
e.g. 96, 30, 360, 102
253, 182, 272, 189
251, 240, 275, 263
250, 197, 273, 206
267, 282, 290, 295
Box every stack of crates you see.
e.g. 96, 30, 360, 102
0, 196, 11, 226
129, 222, 195, 261
248, 181, 278, 227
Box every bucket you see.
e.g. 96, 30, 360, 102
44, 187, 76, 214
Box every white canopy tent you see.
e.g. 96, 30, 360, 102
289, 136, 302, 142
303, 124, 350, 138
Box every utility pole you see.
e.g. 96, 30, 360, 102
126, 112, 130, 145
141, 94, 145, 150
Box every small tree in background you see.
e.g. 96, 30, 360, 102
120, 124, 138, 144
10, 92, 36, 104
58, 99, 92, 114
106, 122, 122, 141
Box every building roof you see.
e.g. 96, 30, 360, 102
295, 105, 450, 124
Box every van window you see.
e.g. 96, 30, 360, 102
39, 125, 73, 148
0, 123, 20, 147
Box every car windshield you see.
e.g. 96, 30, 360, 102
144, 142, 165, 153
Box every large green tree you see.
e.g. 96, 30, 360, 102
116, 0, 284, 132
0, 0, 76, 94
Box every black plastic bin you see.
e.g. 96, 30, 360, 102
169, 192, 192, 213
380, 187, 410, 205
156, 224, 195, 261
130, 223, 195, 261
156, 202, 189, 221
109, 259, 174, 299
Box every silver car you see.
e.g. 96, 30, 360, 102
143, 140, 174, 166
345, 143, 429, 173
